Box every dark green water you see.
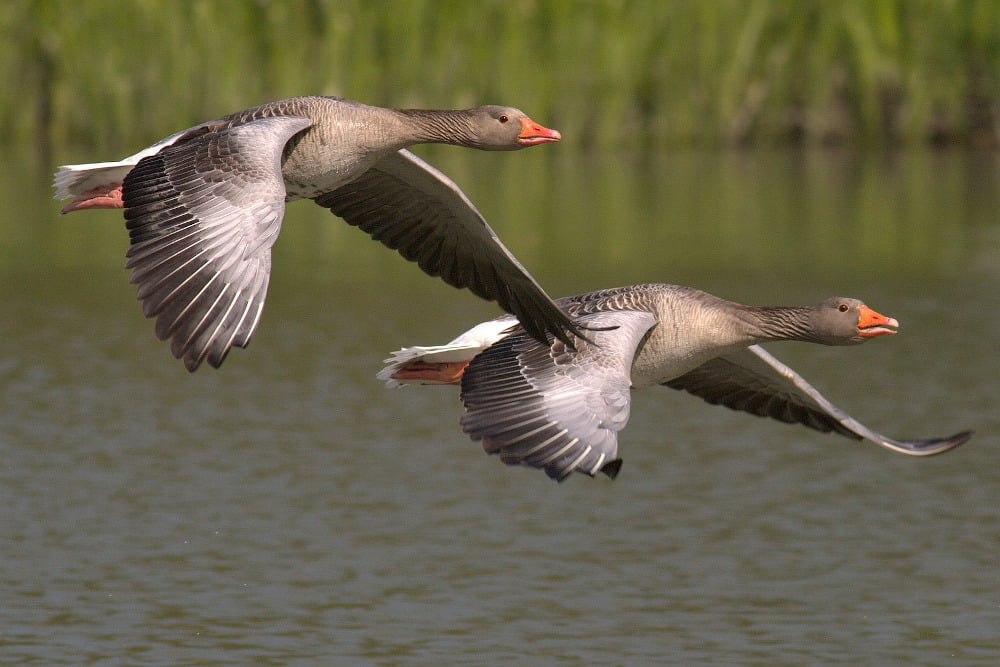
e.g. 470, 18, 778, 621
1, 146, 997, 663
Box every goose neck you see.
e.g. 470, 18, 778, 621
743, 305, 817, 343
392, 108, 479, 146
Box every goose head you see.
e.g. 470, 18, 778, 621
468, 105, 562, 149
811, 297, 899, 345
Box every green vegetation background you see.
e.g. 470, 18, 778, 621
4, 0, 1000, 156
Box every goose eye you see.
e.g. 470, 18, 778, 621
498, 114, 509, 123
838, 304, 849, 313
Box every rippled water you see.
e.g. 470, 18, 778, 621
1, 148, 997, 664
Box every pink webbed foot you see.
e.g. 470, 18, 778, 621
61, 184, 124, 214
390, 361, 470, 385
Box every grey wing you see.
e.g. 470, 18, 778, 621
312, 149, 584, 348
53, 119, 226, 200
665, 345, 971, 456
122, 115, 313, 371
460, 311, 657, 481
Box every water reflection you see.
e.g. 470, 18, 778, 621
1, 147, 997, 663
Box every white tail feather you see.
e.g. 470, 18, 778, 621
378, 316, 517, 387
53, 123, 209, 199
53, 162, 136, 199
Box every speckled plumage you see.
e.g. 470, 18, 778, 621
381, 283, 972, 481
54, 96, 573, 370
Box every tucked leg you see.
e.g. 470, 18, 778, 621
61, 184, 124, 213
390, 361, 469, 385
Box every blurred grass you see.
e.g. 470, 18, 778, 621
3, 0, 1000, 157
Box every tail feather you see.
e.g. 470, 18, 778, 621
377, 316, 517, 387
53, 162, 135, 200
53, 120, 219, 201
378, 344, 479, 387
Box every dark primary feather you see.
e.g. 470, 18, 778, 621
664, 352, 862, 439
314, 149, 584, 348
667, 345, 972, 455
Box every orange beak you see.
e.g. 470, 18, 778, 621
517, 117, 562, 145
857, 304, 899, 338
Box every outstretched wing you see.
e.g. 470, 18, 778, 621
313, 149, 583, 348
460, 311, 657, 481
122, 115, 313, 371
665, 345, 971, 455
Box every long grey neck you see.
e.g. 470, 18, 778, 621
741, 305, 819, 343
391, 108, 481, 146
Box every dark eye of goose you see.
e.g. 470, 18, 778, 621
838, 304, 849, 313
498, 114, 509, 123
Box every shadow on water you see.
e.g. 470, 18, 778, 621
1, 145, 998, 662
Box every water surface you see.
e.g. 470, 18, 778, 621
1, 147, 997, 664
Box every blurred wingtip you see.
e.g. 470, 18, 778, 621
902, 429, 973, 456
